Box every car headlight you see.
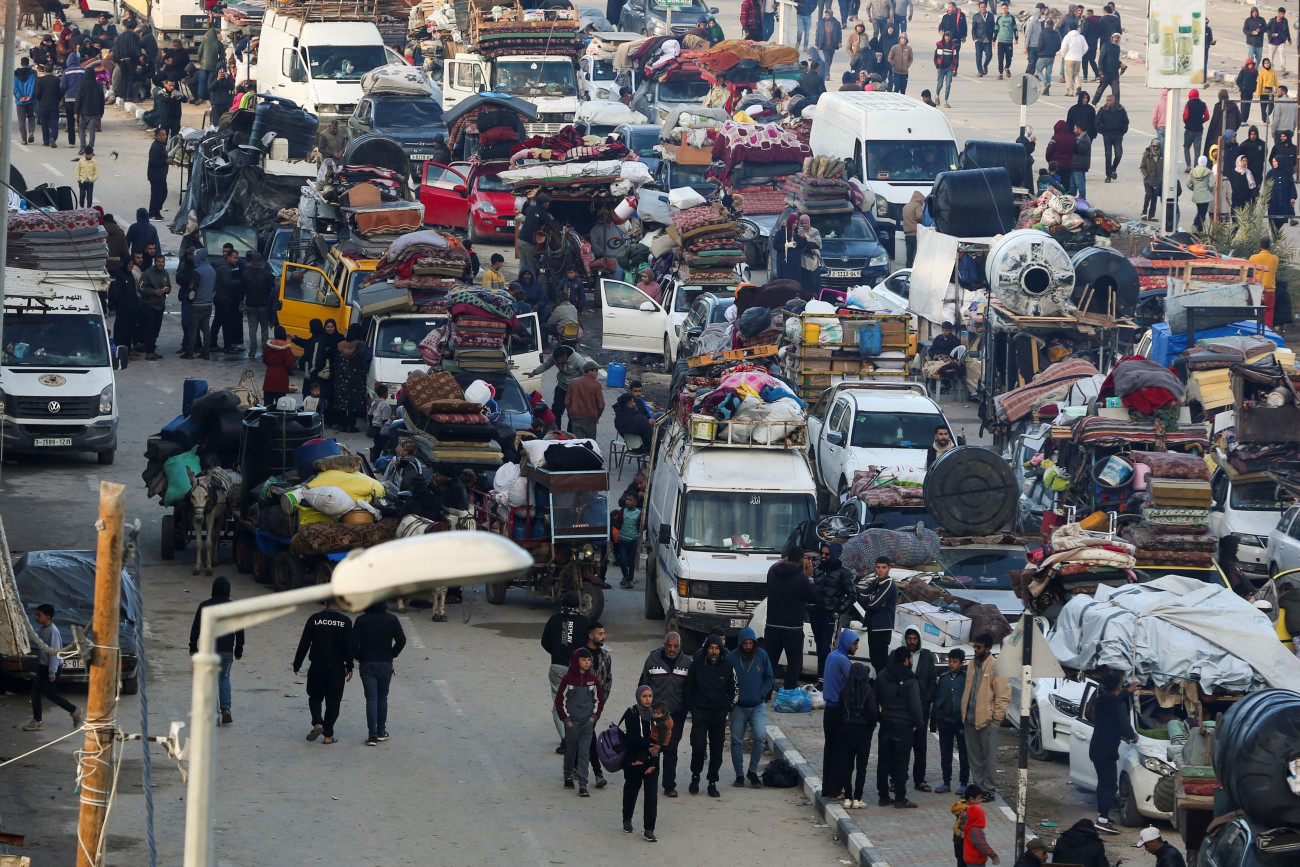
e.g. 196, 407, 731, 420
99, 384, 114, 414
1233, 532, 1268, 549
1140, 756, 1175, 777
579, 543, 595, 561
1049, 694, 1080, 716
874, 194, 890, 218
688, 581, 710, 598
473, 200, 498, 215
869, 254, 889, 268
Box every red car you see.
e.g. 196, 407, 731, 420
419, 161, 516, 242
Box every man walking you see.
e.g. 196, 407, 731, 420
147, 128, 172, 221
875, 645, 921, 808
931, 648, 969, 794
727, 626, 773, 788
59, 48, 83, 148
34, 64, 62, 148
556, 648, 605, 796
1268, 7, 1292, 76
1093, 32, 1124, 103
960, 632, 1010, 802
183, 249, 216, 360
1034, 19, 1061, 95
764, 543, 817, 691
939, 1, 967, 58
683, 634, 737, 798
1184, 89, 1209, 169
810, 541, 856, 682
292, 598, 353, 745
815, 10, 841, 81
1090, 673, 1139, 834
1245, 8, 1267, 66
565, 361, 605, 440
1097, 93, 1130, 181
352, 600, 406, 746
1062, 18, 1088, 95
902, 626, 939, 793
858, 557, 898, 675
188, 576, 244, 726
819, 629, 858, 801
584, 622, 613, 789
1026, 4, 1046, 74
994, 3, 1017, 79
887, 33, 913, 94
542, 590, 590, 753
23, 604, 85, 732
971, 2, 994, 78
934, 30, 958, 107
138, 254, 171, 360
530, 345, 586, 429
639, 632, 692, 797
13, 57, 37, 144
74, 68, 105, 153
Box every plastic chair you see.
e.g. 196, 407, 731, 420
610, 434, 648, 480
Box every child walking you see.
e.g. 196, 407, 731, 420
621, 687, 670, 842
555, 647, 605, 797
617, 493, 641, 588
367, 384, 392, 461
76, 147, 98, 207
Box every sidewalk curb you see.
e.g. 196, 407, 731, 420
115, 96, 147, 123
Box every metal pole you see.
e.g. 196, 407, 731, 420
1, 0, 20, 356
1019, 75, 1028, 139
1014, 612, 1033, 860
1212, 132, 1224, 222
76, 481, 127, 867
1162, 87, 1179, 232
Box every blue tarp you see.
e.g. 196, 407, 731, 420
1146, 321, 1283, 367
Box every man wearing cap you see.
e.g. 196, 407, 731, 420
1014, 837, 1051, 867
565, 361, 605, 441
1136, 827, 1186, 867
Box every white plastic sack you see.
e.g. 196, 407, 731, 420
668, 187, 706, 209
802, 685, 826, 709
803, 299, 837, 314
301, 485, 358, 517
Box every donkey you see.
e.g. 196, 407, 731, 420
187, 468, 241, 577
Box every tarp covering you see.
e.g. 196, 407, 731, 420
11, 550, 140, 657
1046, 575, 1300, 692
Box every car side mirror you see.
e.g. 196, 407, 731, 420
113, 345, 129, 370
658, 523, 671, 545
825, 429, 844, 446
638, 301, 656, 312
453, 184, 467, 194
711, 5, 719, 11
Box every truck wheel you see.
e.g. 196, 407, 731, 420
486, 580, 508, 605
97, 449, 115, 465
313, 560, 334, 586
121, 671, 140, 696
579, 582, 605, 621
233, 530, 255, 574
270, 552, 303, 593
161, 515, 175, 560
644, 557, 665, 620
1117, 774, 1143, 827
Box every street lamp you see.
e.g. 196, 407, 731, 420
182, 532, 532, 867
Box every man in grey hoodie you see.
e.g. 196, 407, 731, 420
183, 248, 216, 359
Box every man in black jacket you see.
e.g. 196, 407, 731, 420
638, 632, 692, 797
542, 591, 590, 751
518, 191, 556, 275
939, 1, 967, 57
210, 248, 245, 353
1092, 32, 1124, 103
33, 65, 62, 148
352, 601, 406, 746
113, 21, 143, 102
1096, 93, 1130, 181
902, 627, 939, 792
1049, 818, 1110, 867
188, 576, 245, 726
765, 545, 818, 690
74, 74, 104, 152
875, 646, 922, 808
147, 127, 171, 221
810, 542, 856, 682
292, 599, 353, 745
971, 1, 995, 77
241, 251, 276, 352
1090, 673, 1138, 835
683, 634, 737, 798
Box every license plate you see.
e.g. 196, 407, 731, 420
828, 269, 860, 278
729, 618, 748, 628
61, 659, 85, 670
409, 154, 434, 161
34, 437, 73, 447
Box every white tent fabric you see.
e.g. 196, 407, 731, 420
1046, 575, 1300, 692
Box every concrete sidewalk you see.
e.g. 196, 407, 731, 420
768, 711, 1024, 867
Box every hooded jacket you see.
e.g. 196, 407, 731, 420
887, 41, 913, 74
1206, 91, 1243, 148
765, 557, 818, 628
727, 626, 775, 708
188, 576, 245, 655
126, 209, 160, 257
1189, 162, 1215, 203
933, 37, 958, 72
60, 54, 85, 101
931, 661, 967, 724
1245, 11, 1267, 47
1096, 100, 1130, 137
1237, 61, 1259, 102
840, 661, 878, 728
241, 252, 276, 308
1073, 130, 1092, 172
34, 68, 62, 111
1088, 687, 1136, 761
75, 76, 105, 118
1140, 139, 1164, 186
1183, 92, 1209, 132
1049, 820, 1109, 867
13, 65, 35, 104
148, 136, 170, 183
1242, 127, 1268, 182
874, 659, 922, 729
811, 544, 857, 615
638, 644, 692, 714
902, 190, 925, 235
1066, 93, 1097, 138
262, 336, 297, 393
292, 606, 354, 673
541, 591, 590, 666
1272, 132, 1298, 175
823, 629, 857, 707
683, 634, 738, 712
197, 28, 223, 72
352, 601, 407, 663
903, 626, 939, 706
620, 701, 671, 768
1045, 120, 1077, 172
190, 249, 217, 305
555, 647, 606, 723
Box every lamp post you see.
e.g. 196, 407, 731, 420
182, 532, 532, 867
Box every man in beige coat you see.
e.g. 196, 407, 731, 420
901, 190, 924, 267
959, 632, 1010, 802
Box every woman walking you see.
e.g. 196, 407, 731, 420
1266, 154, 1297, 229
621, 685, 671, 842
331, 324, 372, 432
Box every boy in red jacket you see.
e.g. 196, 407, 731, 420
555, 647, 606, 797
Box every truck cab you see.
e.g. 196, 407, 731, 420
123, 0, 209, 46
579, 33, 640, 102
443, 54, 579, 135
419, 161, 516, 242
1, 274, 124, 465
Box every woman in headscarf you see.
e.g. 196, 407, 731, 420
797, 214, 823, 297
330, 323, 372, 433
1229, 153, 1258, 210
620, 684, 669, 841
1271, 129, 1298, 176
1266, 153, 1297, 229
1189, 155, 1215, 231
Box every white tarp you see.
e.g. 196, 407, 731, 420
1047, 575, 1300, 692
910, 226, 959, 327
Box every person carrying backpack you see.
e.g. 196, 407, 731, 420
620, 685, 671, 842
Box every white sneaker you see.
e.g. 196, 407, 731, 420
23, 719, 44, 731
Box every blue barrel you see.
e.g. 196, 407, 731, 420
606, 362, 627, 389
294, 438, 341, 480
182, 379, 208, 416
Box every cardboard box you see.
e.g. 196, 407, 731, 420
896, 601, 972, 647
880, 320, 908, 346
674, 143, 713, 165
798, 346, 833, 360
801, 374, 832, 389
831, 358, 861, 373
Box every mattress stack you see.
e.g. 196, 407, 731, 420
783, 172, 852, 215
361, 229, 470, 298
711, 121, 810, 188
445, 287, 517, 373
400, 371, 503, 466
1122, 450, 1216, 570
670, 205, 743, 283
470, 3, 580, 59
1017, 522, 1139, 615
6, 209, 108, 272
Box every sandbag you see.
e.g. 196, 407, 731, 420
984, 229, 1076, 317
188, 388, 242, 423
926, 168, 1018, 237
301, 485, 359, 517
162, 447, 202, 506
1213, 688, 1300, 827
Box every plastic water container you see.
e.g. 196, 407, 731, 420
182, 379, 209, 416
613, 195, 638, 223
802, 322, 820, 343
239, 409, 325, 498
606, 362, 627, 389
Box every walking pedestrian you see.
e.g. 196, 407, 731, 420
621, 687, 669, 841
1184, 89, 1209, 168
352, 599, 406, 747
529, 345, 585, 428
952, 786, 975, 867
292, 598, 353, 745
727, 626, 773, 788
971, 1, 994, 77
859, 557, 897, 674
543, 591, 591, 752
1268, 7, 1292, 76
74, 68, 104, 152
1080, 7, 1101, 80
810, 542, 855, 681
1239, 59, 1261, 125
764, 544, 817, 690
887, 33, 913, 94
819, 629, 858, 801
683, 634, 736, 798
565, 361, 605, 440
1092, 32, 1123, 103
963, 784, 1002, 865
138, 254, 170, 360
994, 3, 1016, 79
934, 30, 958, 107
113, 20, 144, 101
14, 56, 37, 144
1245, 8, 1267, 66
614, 492, 642, 589
875, 645, 921, 808
584, 622, 613, 789
109, 259, 139, 359
34, 64, 61, 148
1035, 19, 1061, 95
556, 647, 605, 796
960, 633, 1009, 801
892, 0, 913, 34
188, 576, 245, 726
1206, 88, 1243, 158
1050, 818, 1110, 867
901, 626, 938, 793
868, 0, 892, 42
638, 633, 691, 797
76, 147, 98, 207
1259, 58, 1279, 123
931, 648, 969, 794
1136, 827, 1187, 866
815, 10, 841, 81
60, 49, 83, 147
1190, 156, 1214, 229
1062, 19, 1087, 94
1071, 122, 1092, 198
22, 604, 85, 732
1025, 4, 1046, 74
762, 0, 776, 41
1097, 94, 1129, 181
147, 127, 172, 221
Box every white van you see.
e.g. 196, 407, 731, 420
643, 415, 818, 650
1, 273, 124, 464
257, 8, 403, 122
809, 92, 960, 260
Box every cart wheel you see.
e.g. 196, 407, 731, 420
161, 515, 175, 560
485, 579, 508, 605
252, 548, 272, 584
578, 581, 605, 622
270, 552, 303, 593
313, 560, 334, 586
232, 530, 255, 575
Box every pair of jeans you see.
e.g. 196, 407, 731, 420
1035, 55, 1055, 86
31, 675, 77, 721
893, 13, 907, 33
730, 703, 766, 777
1026, 47, 1038, 74
809, 610, 837, 678
975, 41, 991, 74
623, 763, 659, 832
821, 705, 846, 796
17, 102, 36, 141
1143, 184, 1159, 219
763, 12, 776, 41
563, 718, 594, 785
138, 306, 164, 353
1069, 170, 1087, 199
689, 706, 728, 783
78, 113, 98, 150
964, 720, 998, 794
218, 651, 234, 713
877, 723, 911, 801
1248, 44, 1264, 65
148, 177, 168, 218
78, 181, 94, 208
997, 42, 1013, 74
1082, 44, 1098, 78
1093, 754, 1119, 819
764, 624, 804, 689
306, 663, 347, 738
890, 72, 908, 94
797, 15, 812, 48
936, 719, 969, 787
618, 538, 638, 583
549, 662, 569, 739
1103, 134, 1124, 177
936, 68, 954, 101
821, 49, 835, 79
245, 305, 272, 349
359, 660, 393, 740
184, 302, 213, 356
911, 707, 931, 785
1184, 128, 1203, 166
198, 68, 211, 100
39, 107, 60, 145
1261, 95, 1275, 124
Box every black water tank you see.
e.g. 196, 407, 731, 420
249, 95, 319, 160
927, 168, 1018, 237
961, 140, 1030, 189
1213, 688, 1300, 827
238, 409, 324, 504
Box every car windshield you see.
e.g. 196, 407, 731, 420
373, 98, 444, 128
658, 78, 711, 102
494, 60, 577, 98
477, 173, 510, 193
672, 162, 715, 189
864, 140, 960, 183
813, 211, 878, 242
865, 507, 943, 532
681, 491, 816, 552
2, 312, 110, 367
676, 286, 735, 314
652, 0, 707, 12
306, 45, 387, 81
624, 128, 660, 158
374, 317, 445, 358
934, 548, 1027, 591
850, 411, 944, 448
1231, 480, 1290, 511
346, 270, 372, 299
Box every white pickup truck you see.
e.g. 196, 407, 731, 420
805, 382, 952, 505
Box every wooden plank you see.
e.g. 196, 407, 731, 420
687, 344, 779, 368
